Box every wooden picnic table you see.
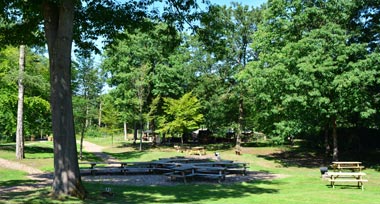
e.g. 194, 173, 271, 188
166, 164, 227, 183
191, 161, 248, 175
188, 146, 206, 156
331, 161, 364, 172
326, 172, 368, 190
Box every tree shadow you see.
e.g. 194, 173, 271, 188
83, 180, 280, 204
257, 142, 380, 170
257, 146, 327, 168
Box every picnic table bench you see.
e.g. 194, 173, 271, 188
165, 165, 227, 183
326, 172, 368, 190
191, 161, 248, 175
80, 161, 173, 175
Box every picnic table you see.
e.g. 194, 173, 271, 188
165, 164, 226, 183
326, 172, 368, 190
331, 161, 364, 172
191, 161, 248, 175
188, 146, 206, 156
80, 161, 169, 175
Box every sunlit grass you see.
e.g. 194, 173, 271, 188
1, 136, 380, 203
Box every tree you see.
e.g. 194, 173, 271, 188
72, 54, 103, 160
0, 46, 50, 142
196, 3, 261, 145
102, 23, 184, 148
243, 0, 380, 160
16, 45, 25, 159
2, 0, 205, 198
159, 92, 204, 143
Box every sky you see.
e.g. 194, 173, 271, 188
210, 0, 267, 7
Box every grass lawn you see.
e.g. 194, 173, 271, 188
1, 136, 380, 203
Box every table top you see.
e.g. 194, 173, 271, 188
332, 161, 361, 164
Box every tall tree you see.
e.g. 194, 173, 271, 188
243, 0, 380, 160
196, 3, 261, 145
15, 45, 25, 159
0, 0, 209, 198
72, 54, 103, 160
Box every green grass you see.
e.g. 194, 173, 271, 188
1, 137, 380, 203
0, 167, 29, 182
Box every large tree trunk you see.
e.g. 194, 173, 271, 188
16, 45, 25, 160
42, 0, 86, 199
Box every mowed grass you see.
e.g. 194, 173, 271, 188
1, 136, 380, 203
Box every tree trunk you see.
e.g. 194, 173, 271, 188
79, 124, 85, 160
42, 1, 86, 199
124, 122, 128, 141
236, 98, 244, 148
139, 115, 143, 151
324, 124, 330, 157
332, 118, 339, 161
16, 45, 25, 160
98, 101, 102, 127
133, 122, 137, 144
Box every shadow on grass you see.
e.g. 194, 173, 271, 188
257, 145, 327, 169
106, 151, 148, 161
0, 144, 54, 159
256, 143, 380, 170
0, 187, 80, 204
83, 180, 280, 204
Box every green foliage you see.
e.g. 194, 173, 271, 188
0, 46, 50, 140
242, 0, 380, 143
159, 92, 204, 136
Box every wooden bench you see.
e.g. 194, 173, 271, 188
165, 165, 195, 184
193, 166, 226, 183
326, 172, 368, 190
224, 163, 248, 175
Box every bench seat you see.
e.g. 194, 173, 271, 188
329, 179, 368, 190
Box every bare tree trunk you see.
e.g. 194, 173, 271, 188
79, 124, 85, 160
139, 114, 143, 151
236, 98, 243, 148
124, 122, 128, 141
324, 125, 330, 156
98, 101, 102, 127
43, 0, 85, 198
16, 45, 25, 160
133, 122, 137, 144
332, 118, 339, 161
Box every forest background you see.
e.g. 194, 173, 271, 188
1, 0, 379, 173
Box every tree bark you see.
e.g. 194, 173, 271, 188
42, 0, 86, 199
332, 118, 339, 161
324, 124, 330, 157
16, 45, 25, 160
124, 121, 128, 140
236, 97, 243, 148
98, 101, 102, 127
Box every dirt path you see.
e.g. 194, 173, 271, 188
0, 158, 52, 195
81, 141, 120, 163
0, 141, 113, 195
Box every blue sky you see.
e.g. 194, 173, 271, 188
210, 0, 267, 7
